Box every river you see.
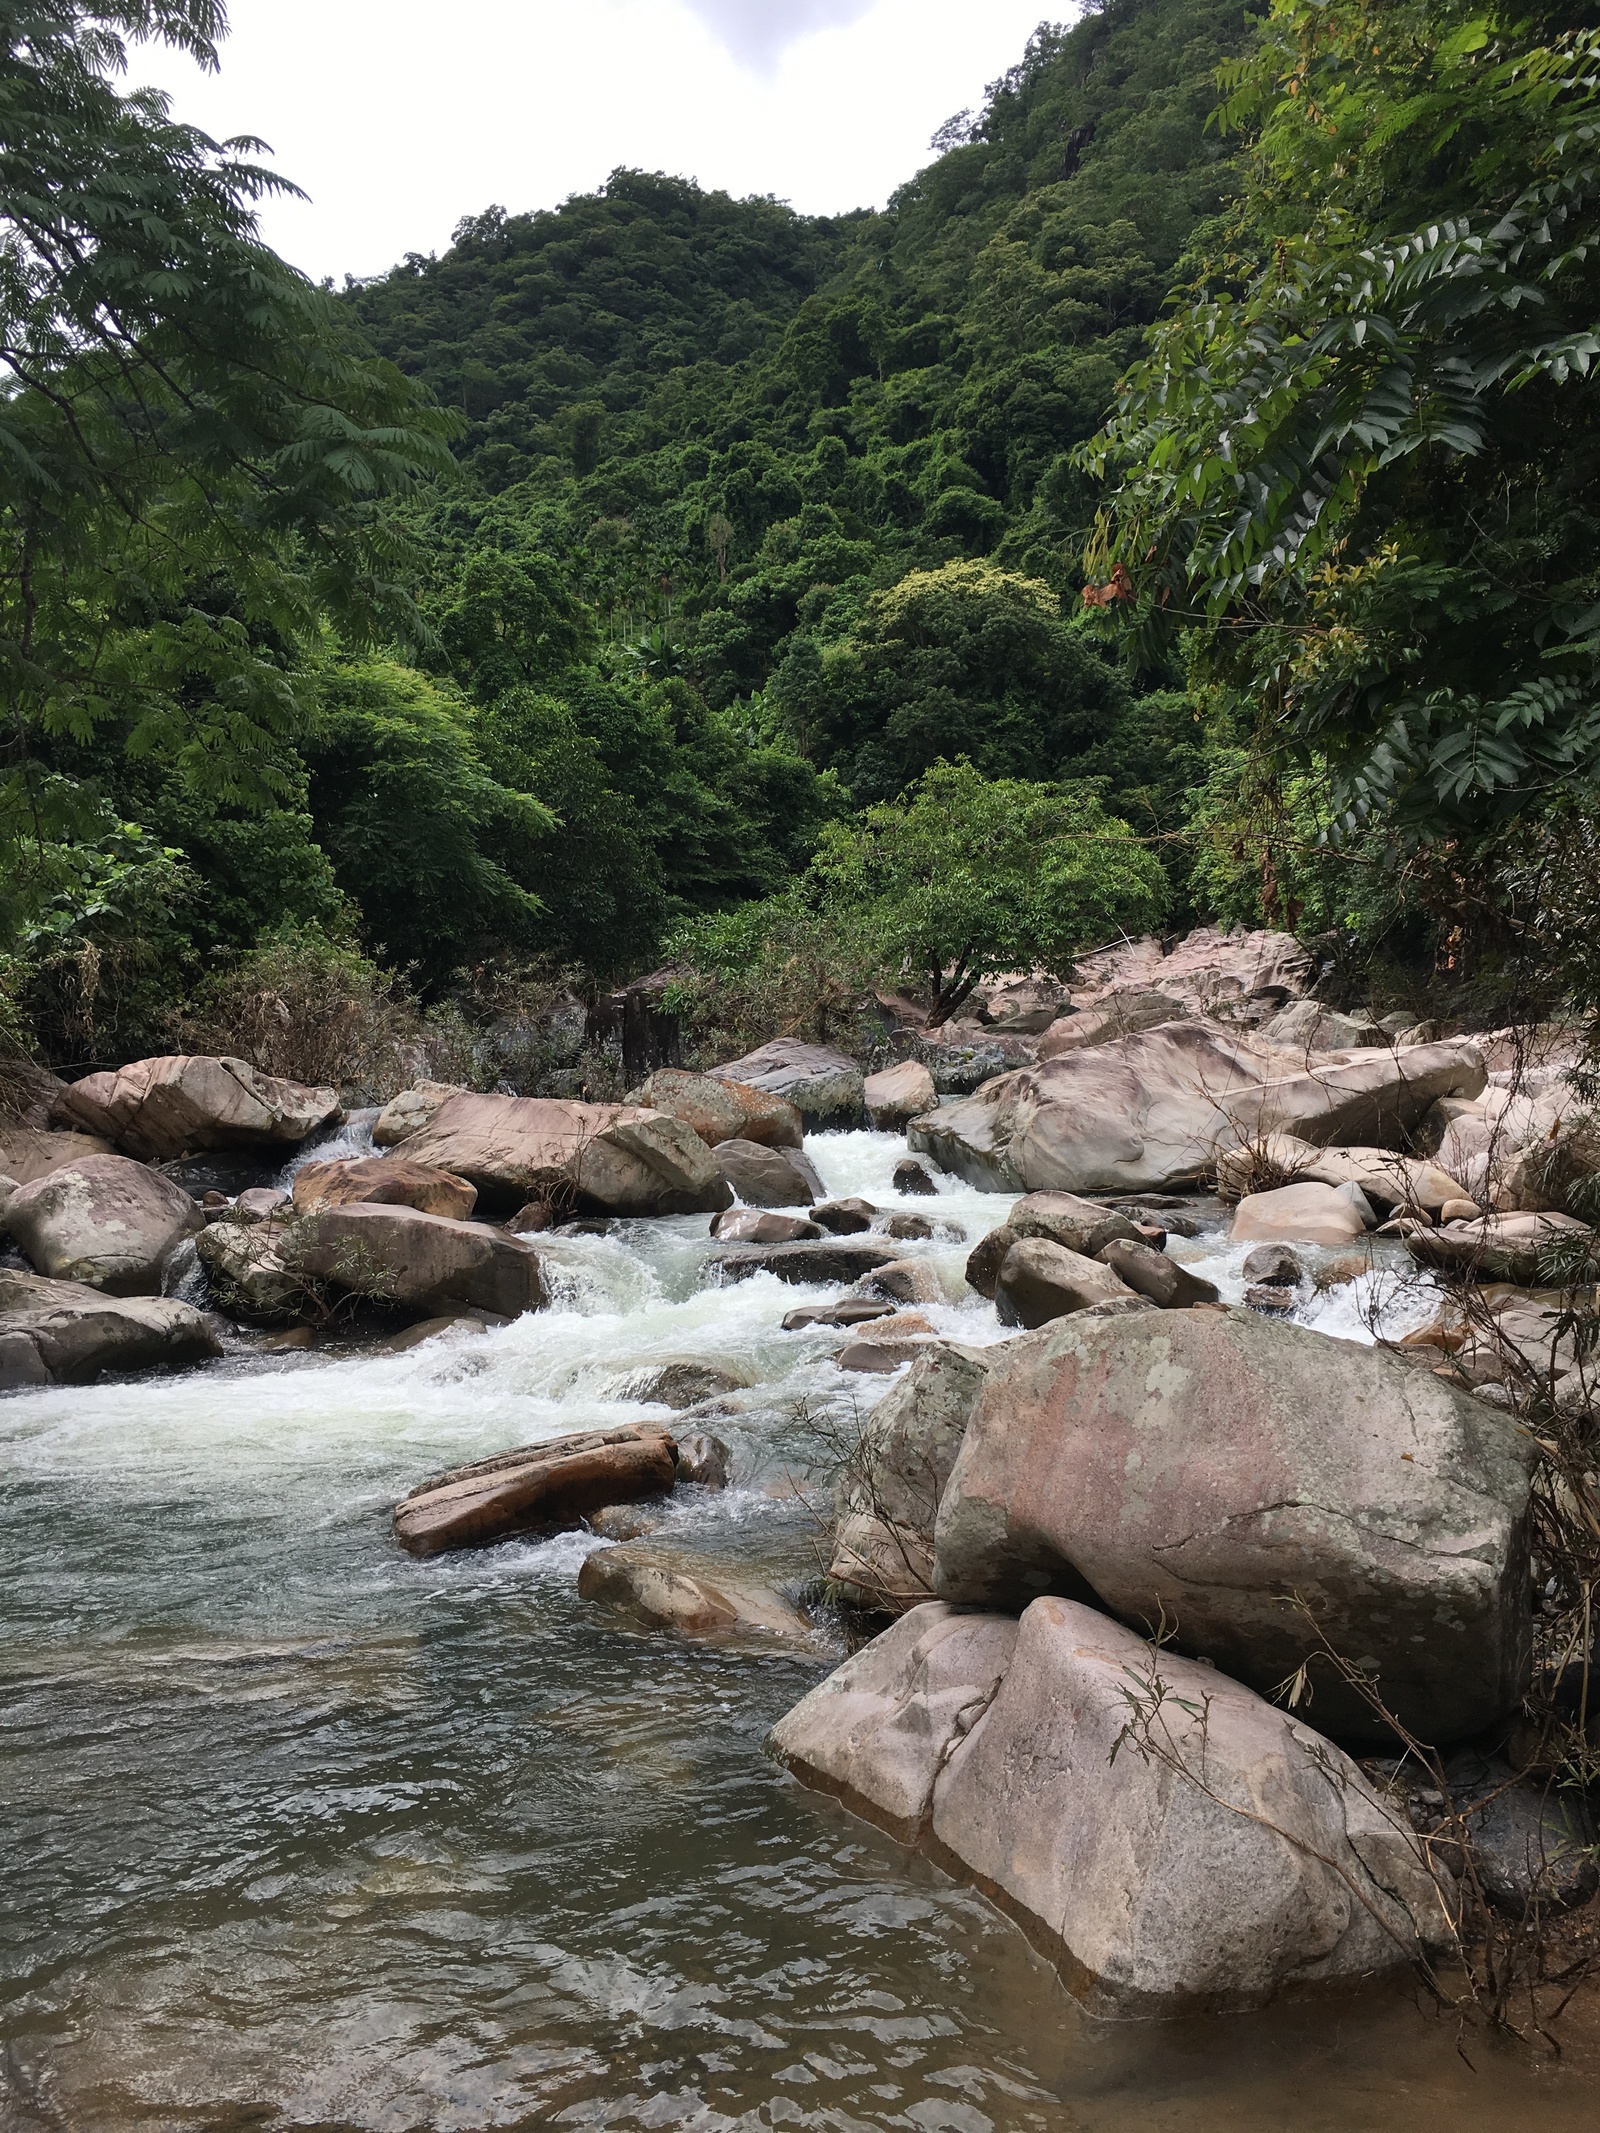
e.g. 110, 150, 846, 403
2, 1131, 1596, 2129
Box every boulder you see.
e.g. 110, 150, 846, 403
380, 1312, 497, 1353
994, 1238, 1140, 1328
577, 1543, 812, 1640
1228, 1042, 1488, 1149
885, 1212, 932, 1241
291, 1154, 477, 1221
606, 1358, 753, 1409
829, 1345, 992, 1611
233, 1186, 291, 1224
0, 1125, 115, 1186
933, 1307, 1535, 1743
1007, 1190, 1142, 1258
705, 1238, 901, 1287
914, 1029, 1039, 1095
1258, 1001, 1387, 1051
712, 1136, 825, 1208
854, 1256, 947, 1306
0, 1266, 221, 1388
507, 1201, 555, 1233
892, 1155, 938, 1196
5, 1153, 202, 1294
394, 1423, 677, 1555
929, 1598, 1442, 2015
628, 1067, 803, 1150
782, 1298, 896, 1331
1242, 1243, 1303, 1288
371, 1080, 464, 1148
964, 1225, 1018, 1299
1231, 1182, 1370, 1246
1405, 1211, 1589, 1285
837, 1333, 944, 1373
400, 1091, 732, 1216
713, 1039, 865, 1130
1098, 1236, 1219, 1308
1067, 927, 1314, 1019
1036, 991, 1187, 1059
1216, 1133, 1466, 1216
977, 976, 1073, 1034
291, 1202, 547, 1319
812, 1197, 876, 1235
1415, 1094, 1486, 1157
768, 1600, 1018, 1840
675, 1430, 731, 1488
864, 1059, 938, 1130
195, 1213, 305, 1320
61, 1054, 338, 1161
709, 1208, 822, 1244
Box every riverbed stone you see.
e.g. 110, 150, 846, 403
194, 1212, 304, 1320
628, 1067, 803, 1150
291, 1201, 548, 1319
577, 1543, 812, 1641
1007, 1192, 1144, 1259
371, 1080, 464, 1148
854, 1256, 947, 1307
932, 1306, 1536, 1744
607, 1357, 754, 1409
994, 1237, 1136, 1328
1242, 1243, 1304, 1287
892, 1156, 938, 1196
62, 1054, 339, 1161
0, 1266, 222, 1387
927, 1597, 1444, 2015
1232, 1182, 1370, 1246
5, 1152, 202, 1294
401, 1091, 732, 1217
768, 1602, 1018, 1840
705, 1238, 901, 1286
713, 1039, 865, 1130
812, 1197, 876, 1234
710, 1208, 822, 1243
864, 1059, 938, 1131
1405, 1210, 1590, 1285
291, 1153, 477, 1221
1097, 1236, 1219, 1308
964, 1225, 1018, 1299
394, 1423, 678, 1555
675, 1430, 731, 1488
712, 1136, 825, 1208
0, 1125, 115, 1186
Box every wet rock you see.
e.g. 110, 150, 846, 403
379, 1311, 499, 1353
292, 1154, 477, 1221
292, 1202, 548, 1319
371, 1080, 464, 1148
1097, 1236, 1218, 1308
507, 1200, 555, 1233
675, 1430, 731, 1488
781, 1298, 896, 1331
768, 1600, 1017, 1840
608, 1358, 754, 1409
1007, 1191, 1142, 1258
62, 1054, 338, 1162
854, 1257, 946, 1306
892, 1156, 938, 1197
995, 1237, 1136, 1328
394, 1423, 678, 1555
837, 1332, 943, 1373
712, 1136, 825, 1208
1242, 1243, 1303, 1287
5, 1153, 202, 1294
885, 1212, 933, 1241
864, 1059, 938, 1131
577, 1543, 812, 1640
587, 1502, 667, 1543
628, 1067, 802, 1150
933, 1306, 1536, 1744
1406, 1210, 1589, 1285
194, 1213, 304, 1320
710, 1208, 822, 1244
812, 1197, 876, 1235
1232, 1182, 1369, 1246
0, 1266, 222, 1388
712, 1040, 865, 1130
1244, 1282, 1298, 1314
555, 1217, 615, 1237
233, 1186, 291, 1224
402, 1092, 733, 1217
964, 1225, 1018, 1299
0, 1125, 115, 1186
929, 1598, 1443, 2015
1444, 1756, 1599, 1915
829, 1344, 992, 1610
706, 1238, 901, 1286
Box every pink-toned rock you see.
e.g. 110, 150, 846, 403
0, 1125, 115, 1186
1036, 991, 1186, 1057
864, 1058, 939, 1130
0, 1266, 221, 1387
292, 1154, 476, 1221
629, 1068, 803, 1150
371, 1081, 463, 1148
395, 1424, 677, 1556
400, 1091, 732, 1216
710, 1208, 822, 1243
291, 1201, 547, 1318
1067, 927, 1314, 1016
1231, 1182, 1369, 1246
933, 1307, 1534, 1744
61, 1055, 338, 1161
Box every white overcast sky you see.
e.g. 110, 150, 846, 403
131, 1, 1069, 285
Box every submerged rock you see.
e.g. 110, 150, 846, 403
705, 1238, 901, 1286
674, 1430, 731, 1488
577, 1543, 812, 1641
606, 1358, 753, 1410
394, 1423, 678, 1556
6, 1152, 202, 1294
811, 1197, 877, 1235
0, 1266, 221, 1388
710, 1208, 822, 1244
62, 1054, 339, 1161
932, 1306, 1536, 1744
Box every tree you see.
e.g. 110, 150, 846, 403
808, 759, 1167, 1023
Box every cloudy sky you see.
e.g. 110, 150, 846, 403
132, 0, 1065, 284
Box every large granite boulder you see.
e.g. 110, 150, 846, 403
909, 1026, 1486, 1194
1231, 1181, 1369, 1246
712, 1137, 825, 1208
1067, 926, 1314, 1019
291, 1202, 547, 1318
932, 1307, 1535, 1743
61, 1054, 339, 1161
400, 1092, 732, 1216
864, 1059, 939, 1130
1098, 1236, 1219, 1308
6, 1153, 202, 1293
291, 1153, 477, 1221
1007, 1191, 1142, 1257
770, 1597, 1440, 2017
994, 1238, 1138, 1328
829, 1343, 993, 1611
1036, 990, 1187, 1058
713, 1040, 865, 1129
627, 1067, 803, 1150
0, 1125, 114, 1186
371, 1080, 464, 1148
1216, 1133, 1466, 1216
0, 1267, 221, 1388
709, 1208, 822, 1244
394, 1424, 676, 1556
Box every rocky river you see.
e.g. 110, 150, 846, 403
3, 1126, 1600, 2129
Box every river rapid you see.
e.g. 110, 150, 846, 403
2, 1131, 1597, 2130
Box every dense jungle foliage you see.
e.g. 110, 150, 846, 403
5, 0, 1597, 1073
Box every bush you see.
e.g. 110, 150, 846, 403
180, 929, 422, 1098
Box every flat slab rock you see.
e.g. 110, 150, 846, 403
768, 1597, 1443, 2018
394, 1424, 677, 1556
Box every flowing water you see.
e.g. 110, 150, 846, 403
2, 1133, 1597, 2130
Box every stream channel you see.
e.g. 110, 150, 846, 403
3, 1129, 1599, 2129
